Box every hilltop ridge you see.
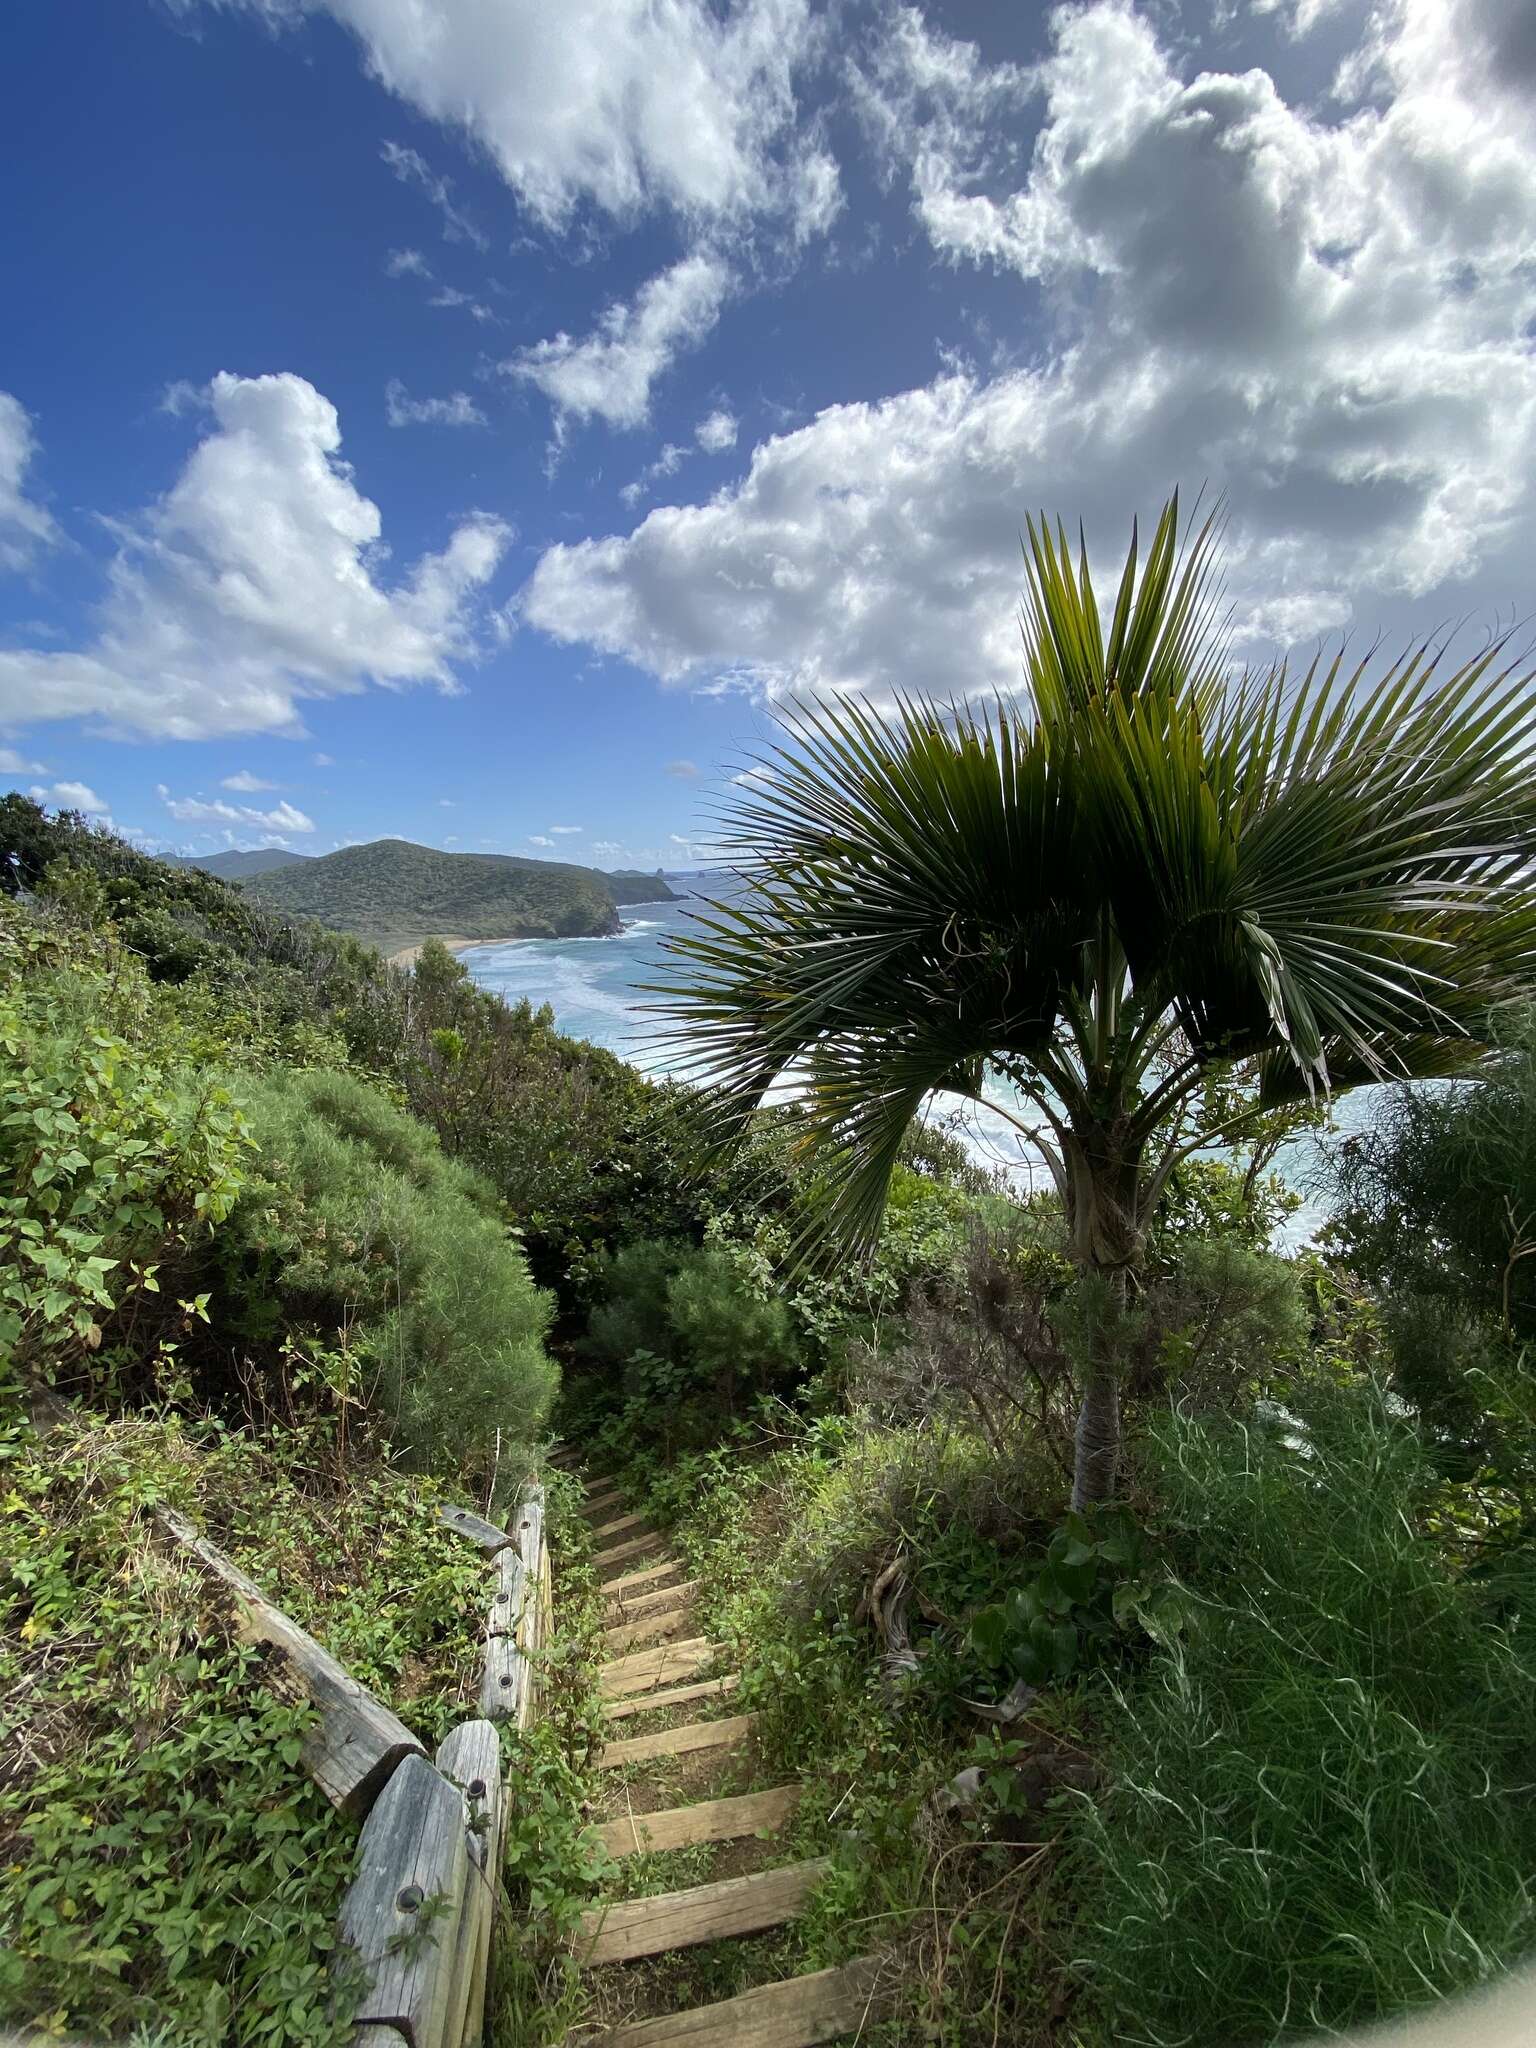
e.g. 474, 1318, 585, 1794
243, 836, 677, 955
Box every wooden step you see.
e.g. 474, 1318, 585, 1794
594, 1784, 800, 1860
592, 1509, 651, 1543
604, 1675, 740, 1724
599, 1710, 756, 1769
574, 1857, 830, 1965
600, 1638, 718, 1700
582, 1472, 620, 1495
604, 1578, 699, 1624
584, 1490, 626, 1520
605, 1557, 688, 1599
571, 1955, 890, 2046
596, 1533, 668, 1576
603, 1604, 697, 1655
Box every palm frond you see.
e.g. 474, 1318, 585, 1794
656, 492, 1536, 1252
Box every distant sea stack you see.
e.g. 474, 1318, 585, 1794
243, 837, 677, 958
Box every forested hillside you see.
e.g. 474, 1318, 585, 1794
244, 836, 677, 954
170, 847, 311, 880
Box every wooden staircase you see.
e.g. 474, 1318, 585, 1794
552, 1460, 890, 2046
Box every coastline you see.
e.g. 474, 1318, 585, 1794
387, 934, 507, 968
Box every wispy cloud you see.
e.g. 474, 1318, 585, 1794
222, 769, 277, 792
0, 390, 62, 570
386, 379, 487, 429
621, 441, 687, 507
380, 141, 488, 251
429, 286, 497, 324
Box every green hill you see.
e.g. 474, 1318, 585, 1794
169, 848, 310, 881
243, 837, 675, 955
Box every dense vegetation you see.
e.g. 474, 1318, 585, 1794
5, 489, 1536, 2048
245, 835, 677, 953
171, 846, 310, 880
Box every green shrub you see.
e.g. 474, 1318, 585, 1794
1327, 1023, 1536, 1499
580, 1234, 800, 1429
220, 1068, 557, 1468
0, 906, 249, 1376
1069, 1378, 1536, 2044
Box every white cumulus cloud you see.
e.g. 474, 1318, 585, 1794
158, 785, 316, 834
508, 255, 731, 436
696, 408, 738, 453
0, 372, 511, 740
527, 833, 553, 847
0, 391, 62, 572
222, 769, 278, 791
190, 0, 832, 236
526, 0, 1536, 701
30, 779, 109, 816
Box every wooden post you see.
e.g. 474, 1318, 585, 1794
436, 1719, 504, 2048
479, 1480, 547, 1727
157, 1506, 423, 1818
337, 1753, 470, 2048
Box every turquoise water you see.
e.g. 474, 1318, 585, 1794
458, 875, 1365, 1230
458, 881, 707, 1077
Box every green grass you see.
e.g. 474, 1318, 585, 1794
1068, 1379, 1536, 2046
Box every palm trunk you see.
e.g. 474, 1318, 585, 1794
1064, 1122, 1142, 1510
1071, 1262, 1127, 1509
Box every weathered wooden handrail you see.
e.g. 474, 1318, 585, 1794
336, 1477, 550, 2047
156, 1505, 424, 1817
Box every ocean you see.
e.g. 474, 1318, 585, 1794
458, 874, 1365, 1233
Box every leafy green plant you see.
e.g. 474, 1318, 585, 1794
0, 904, 249, 1373
969, 1507, 1184, 1688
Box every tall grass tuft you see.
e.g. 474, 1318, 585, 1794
1070, 1380, 1536, 2046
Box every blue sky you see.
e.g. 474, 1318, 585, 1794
2, 0, 1534, 867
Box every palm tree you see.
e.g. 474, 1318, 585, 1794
657, 496, 1536, 1507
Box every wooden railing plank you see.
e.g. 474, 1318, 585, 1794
157, 1506, 423, 1818
436, 1719, 504, 2048
436, 1503, 513, 1555
338, 1753, 469, 2046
